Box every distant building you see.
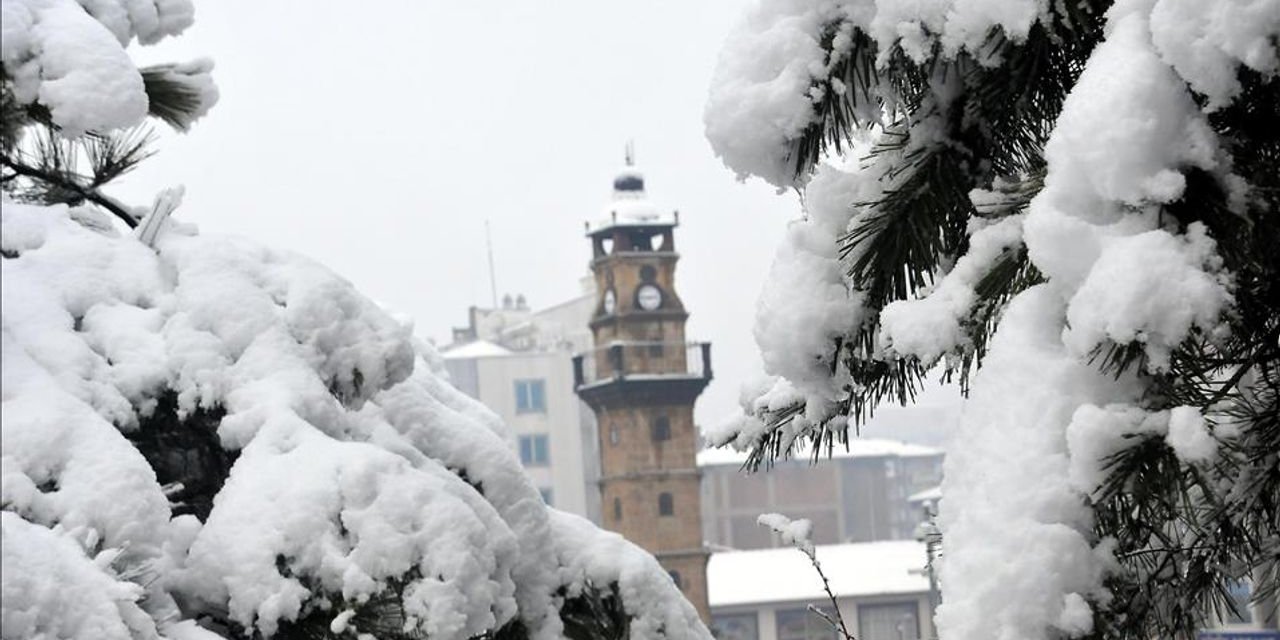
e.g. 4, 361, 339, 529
699, 440, 944, 550
442, 286, 602, 522
708, 540, 936, 640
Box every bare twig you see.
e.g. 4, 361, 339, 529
799, 544, 857, 640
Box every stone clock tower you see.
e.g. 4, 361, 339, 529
572, 156, 713, 621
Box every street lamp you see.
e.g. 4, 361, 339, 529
913, 500, 943, 640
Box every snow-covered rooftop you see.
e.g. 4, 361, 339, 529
586, 165, 678, 233
697, 438, 942, 468
441, 340, 514, 359
909, 486, 943, 504
708, 541, 929, 607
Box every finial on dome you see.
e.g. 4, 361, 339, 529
624, 140, 635, 167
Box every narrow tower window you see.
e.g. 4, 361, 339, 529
669, 570, 682, 589
658, 492, 674, 516
613, 497, 623, 521
651, 416, 671, 442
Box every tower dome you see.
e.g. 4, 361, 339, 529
613, 170, 645, 194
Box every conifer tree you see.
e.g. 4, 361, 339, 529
706, 1, 1278, 638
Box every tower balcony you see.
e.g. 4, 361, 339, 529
572, 341, 712, 409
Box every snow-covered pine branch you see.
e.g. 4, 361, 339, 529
705, 1, 1280, 638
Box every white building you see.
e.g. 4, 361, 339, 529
708, 540, 936, 640
442, 288, 602, 522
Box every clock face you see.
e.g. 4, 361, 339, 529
636, 284, 662, 311
603, 288, 616, 315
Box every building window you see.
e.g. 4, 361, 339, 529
776, 607, 838, 640
651, 416, 671, 442
519, 434, 550, 466
668, 570, 682, 589
514, 379, 546, 413
538, 487, 554, 506
857, 602, 919, 640
609, 424, 620, 446
658, 492, 674, 516
711, 613, 759, 640
613, 497, 622, 521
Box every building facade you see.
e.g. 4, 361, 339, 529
699, 440, 944, 550
442, 290, 602, 521
573, 162, 714, 620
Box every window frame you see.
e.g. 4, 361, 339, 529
651, 415, 671, 442
658, 492, 674, 516
711, 613, 760, 640
514, 378, 547, 414
775, 606, 839, 640
518, 434, 550, 467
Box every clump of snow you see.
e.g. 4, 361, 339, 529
1062, 223, 1232, 371
1165, 405, 1216, 463
754, 163, 866, 404
880, 213, 1025, 364
0, 0, 212, 136
1065, 403, 1168, 496
140, 59, 220, 131
704, 0, 1053, 188
1, 200, 709, 640
1065, 403, 1218, 499
705, 375, 812, 454
704, 1, 852, 187
549, 512, 707, 637
757, 512, 814, 554
1, 512, 154, 640
1149, 0, 1280, 110
935, 287, 1141, 640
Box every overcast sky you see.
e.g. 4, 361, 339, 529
114, 0, 961, 432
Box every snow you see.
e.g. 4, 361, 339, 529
704, 0, 852, 187
707, 540, 928, 607
0, 0, 213, 137
140, 58, 220, 131
549, 512, 707, 637
1, 201, 710, 640
753, 163, 866, 407
908, 485, 942, 504
441, 339, 514, 359
590, 166, 676, 230
1149, 0, 1280, 110
1062, 223, 1232, 372
935, 287, 1140, 640
1, 512, 154, 640
704, 0, 1054, 189
757, 513, 814, 554
880, 214, 1025, 365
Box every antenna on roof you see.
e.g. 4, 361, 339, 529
485, 220, 498, 309
624, 139, 635, 167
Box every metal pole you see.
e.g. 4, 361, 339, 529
485, 220, 498, 309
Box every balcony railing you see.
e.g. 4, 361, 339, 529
572, 341, 711, 388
